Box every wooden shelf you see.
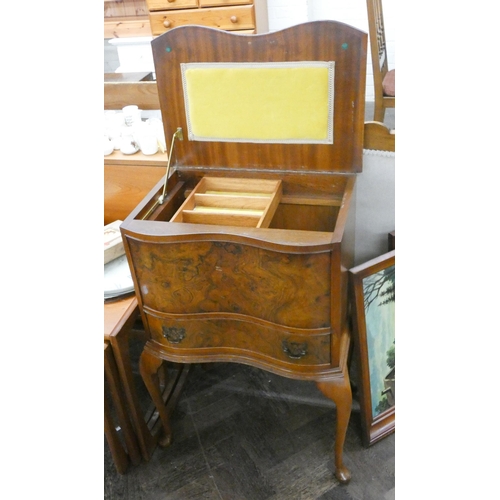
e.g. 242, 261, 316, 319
104, 150, 168, 166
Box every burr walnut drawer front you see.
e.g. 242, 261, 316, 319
145, 313, 332, 367
149, 5, 255, 34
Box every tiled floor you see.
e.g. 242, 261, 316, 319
105, 356, 395, 500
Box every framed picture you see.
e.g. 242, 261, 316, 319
388, 230, 395, 251
350, 250, 395, 447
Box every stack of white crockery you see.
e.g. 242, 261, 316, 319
104, 106, 166, 156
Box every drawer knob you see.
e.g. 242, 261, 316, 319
162, 326, 186, 344
282, 339, 308, 360
230, 16, 238, 23
167, 0, 175, 2
163, 19, 172, 28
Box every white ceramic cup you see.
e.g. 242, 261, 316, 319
122, 105, 141, 126
120, 134, 138, 154
139, 134, 158, 155
104, 136, 114, 156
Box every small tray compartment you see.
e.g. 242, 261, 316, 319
170, 177, 282, 228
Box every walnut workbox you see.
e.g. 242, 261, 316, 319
121, 20, 367, 483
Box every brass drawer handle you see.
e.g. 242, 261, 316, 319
282, 340, 308, 360
162, 326, 186, 344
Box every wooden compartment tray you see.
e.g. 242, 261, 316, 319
170, 177, 282, 228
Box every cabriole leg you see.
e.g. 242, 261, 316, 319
139, 349, 173, 447
316, 373, 352, 484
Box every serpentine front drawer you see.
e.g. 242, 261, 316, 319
146, 312, 332, 370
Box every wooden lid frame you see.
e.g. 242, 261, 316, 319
152, 21, 367, 174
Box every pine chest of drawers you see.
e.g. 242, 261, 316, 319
146, 0, 268, 35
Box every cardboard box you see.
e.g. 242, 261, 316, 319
104, 220, 125, 264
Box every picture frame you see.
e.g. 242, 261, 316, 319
388, 230, 395, 251
350, 250, 395, 447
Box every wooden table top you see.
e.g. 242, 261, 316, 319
104, 295, 138, 340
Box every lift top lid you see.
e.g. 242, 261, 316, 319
152, 21, 367, 174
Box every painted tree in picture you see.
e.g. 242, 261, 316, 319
362, 264, 395, 418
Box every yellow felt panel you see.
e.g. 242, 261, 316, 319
182, 63, 333, 143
